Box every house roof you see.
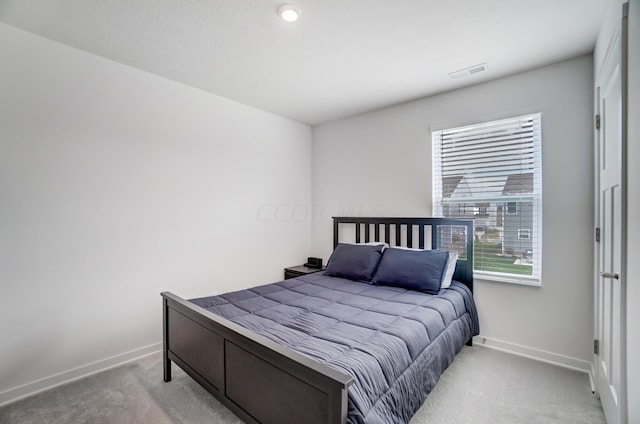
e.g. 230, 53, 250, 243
502, 173, 534, 195
444, 172, 534, 200
443, 175, 464, 199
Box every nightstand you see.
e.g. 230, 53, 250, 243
284, 265, 326, 280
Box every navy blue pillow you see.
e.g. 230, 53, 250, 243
324, 243, 385, 282
371, 248, 449, 294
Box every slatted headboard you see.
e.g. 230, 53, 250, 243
332, 217, 474, 292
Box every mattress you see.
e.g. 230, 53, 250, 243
190, 272, 479, 424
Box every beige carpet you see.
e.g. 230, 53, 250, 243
0, 346, 605, 424
411, 347, 605, 424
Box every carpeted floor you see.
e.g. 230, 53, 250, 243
413, 347, 605, 424
0, 346, 605, 424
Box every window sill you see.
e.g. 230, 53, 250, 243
474, 271, 541, 287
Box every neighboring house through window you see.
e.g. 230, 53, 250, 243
432, 114, 542, 285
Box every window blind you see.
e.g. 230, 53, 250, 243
432, 114, 542, 284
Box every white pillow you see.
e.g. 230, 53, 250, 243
441, 251, 458, 289
345, 241, 389, 251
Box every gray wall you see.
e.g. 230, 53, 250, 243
311, 55, 594, 369
0, 23, 312, 404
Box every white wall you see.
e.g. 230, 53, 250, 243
0, 23, 312, 404
312, 55, 594, 369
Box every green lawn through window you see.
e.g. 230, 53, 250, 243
474, 241, 532, 276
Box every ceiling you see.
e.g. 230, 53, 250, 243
0, 0, 606, 125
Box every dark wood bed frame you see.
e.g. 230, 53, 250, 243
161, 217, 474, 424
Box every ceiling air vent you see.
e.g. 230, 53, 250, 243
448, 63, 487, 79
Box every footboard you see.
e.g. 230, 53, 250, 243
161, 292, 353, 424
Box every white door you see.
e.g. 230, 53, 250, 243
595, 20, 625, 424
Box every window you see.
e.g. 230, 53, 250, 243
432, 114, 542, 285
518, 229, 531, 240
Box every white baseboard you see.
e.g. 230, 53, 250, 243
0, 342, 162, 407
473, 335, 594, 380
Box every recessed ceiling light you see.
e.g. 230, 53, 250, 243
448, 63, 487, 79
278, 4, 300, 22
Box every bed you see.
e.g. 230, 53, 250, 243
161, 216, 478, 424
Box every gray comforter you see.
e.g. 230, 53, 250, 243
191, 272, 479, 424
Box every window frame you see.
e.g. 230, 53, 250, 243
431, 113, 543, 286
